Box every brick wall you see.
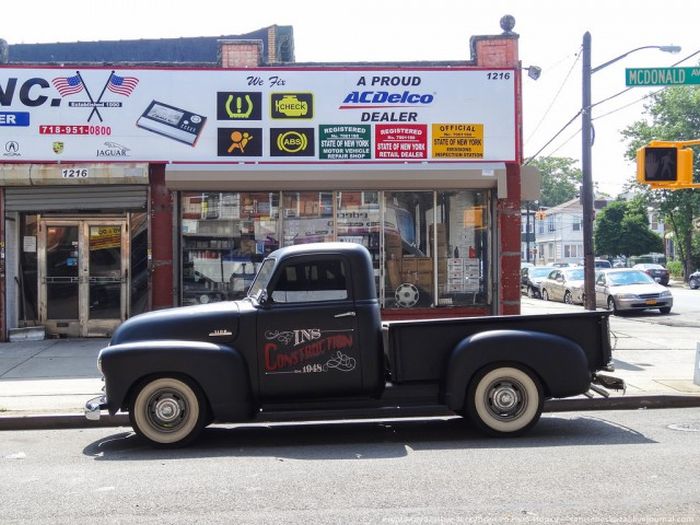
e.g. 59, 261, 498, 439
149, 165, 174, 310
472, 33, 522, 314
219, 39, 262, 68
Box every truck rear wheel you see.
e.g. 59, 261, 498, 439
130, 376, 208, 447
466, 365, 543, 436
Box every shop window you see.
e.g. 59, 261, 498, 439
384, 191, 435, 308
179, 189, 491, 310
281, 191, 334, 246
436, 191, 489, 306
180, 192, 279, 306
336, 191, 380, 292
383, 190, 489, 308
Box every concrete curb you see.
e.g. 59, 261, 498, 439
1, 394, 699, 431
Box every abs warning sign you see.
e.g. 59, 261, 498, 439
432, 124, 484, 159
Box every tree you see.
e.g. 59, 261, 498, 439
621, 85, 700, 278
594, 198, 663, 257
528, 157, 582, 208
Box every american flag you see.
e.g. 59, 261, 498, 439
107, 74, 139, 96
52, 75, 84, 96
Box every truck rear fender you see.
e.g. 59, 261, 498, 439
100, 341, 253, 422
443, 330, 590, 411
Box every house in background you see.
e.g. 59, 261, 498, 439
534, 198, 583, 265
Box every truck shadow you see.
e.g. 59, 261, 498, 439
83, 414, 654, 461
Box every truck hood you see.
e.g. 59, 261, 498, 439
111, 300, 242, 346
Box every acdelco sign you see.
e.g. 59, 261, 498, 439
340, 90, 434, 106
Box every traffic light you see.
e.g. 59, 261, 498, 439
636, 141, 695, 189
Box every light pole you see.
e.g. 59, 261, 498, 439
580, 33, 681, 310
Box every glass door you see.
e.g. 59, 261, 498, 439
44, 224, 80, 322
86, 223, 128, 335
39, 219, 128, 337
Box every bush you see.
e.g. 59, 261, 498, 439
666, 260, 683, 279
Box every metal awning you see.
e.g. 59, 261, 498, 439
165, 162, 509, 197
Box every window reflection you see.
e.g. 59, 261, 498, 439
180, 190, 490, 309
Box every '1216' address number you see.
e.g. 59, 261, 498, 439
61, 168, 89, 179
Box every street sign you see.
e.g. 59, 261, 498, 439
626, 67, 700, 87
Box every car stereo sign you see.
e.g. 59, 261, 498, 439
0, 67, 516, 163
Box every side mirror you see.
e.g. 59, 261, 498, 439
255, 289, 268, 306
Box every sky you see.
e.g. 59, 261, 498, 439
3, 0, 698, 197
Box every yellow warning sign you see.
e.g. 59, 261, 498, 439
90, 226, 121, 250
432, 124, 484, 159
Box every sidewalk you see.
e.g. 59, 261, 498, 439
1, 301, 699, 430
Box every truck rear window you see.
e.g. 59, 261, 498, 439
272, 259, 348, 303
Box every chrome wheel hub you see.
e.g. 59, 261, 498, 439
152, 394, 184, 425
487, 380, 526, 420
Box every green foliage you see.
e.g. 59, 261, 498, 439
621, 84, 700, 277
527, 157, 582, 207
666, 260, 683, 278
594, 200, 663, 257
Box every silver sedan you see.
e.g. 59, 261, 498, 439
594, 269, 673, 315
540, 268, 585, 304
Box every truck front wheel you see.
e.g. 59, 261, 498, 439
130, 376, 208, 447
465, 365, 543, 437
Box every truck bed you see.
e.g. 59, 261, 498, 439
382, 311, 612, 383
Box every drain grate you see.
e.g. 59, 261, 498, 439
668, 422, 700, 432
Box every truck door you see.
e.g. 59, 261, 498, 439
256, 254, 362, 399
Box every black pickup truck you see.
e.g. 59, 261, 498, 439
86, 242, 623, 447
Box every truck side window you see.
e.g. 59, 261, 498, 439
272, 259, 348, 303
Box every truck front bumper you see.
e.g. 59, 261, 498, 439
84, 395, 108, 421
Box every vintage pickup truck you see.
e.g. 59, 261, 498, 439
86, 242, 623, 447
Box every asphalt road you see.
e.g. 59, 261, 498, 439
2, 408, 698, 524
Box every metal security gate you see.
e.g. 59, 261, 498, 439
38, 218, 129, 337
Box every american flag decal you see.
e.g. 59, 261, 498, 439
52, 75, 84, 96
107, 74, 139, 96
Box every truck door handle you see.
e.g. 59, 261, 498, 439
334, 311, 356, 318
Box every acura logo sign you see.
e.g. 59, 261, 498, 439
3, 141, 20, 156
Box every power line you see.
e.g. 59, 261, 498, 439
525, 47, 582, 145
526, 49, 700, 163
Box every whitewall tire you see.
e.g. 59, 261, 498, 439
130, 376, 207, 447
466, 365, 543, 436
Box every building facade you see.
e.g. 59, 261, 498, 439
0, 22, 525, 340
534, 198, 584, 265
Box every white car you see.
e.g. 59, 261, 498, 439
595, 269, 673, 315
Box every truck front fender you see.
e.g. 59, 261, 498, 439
443, 329, 590, 412
99, 340, 253, 422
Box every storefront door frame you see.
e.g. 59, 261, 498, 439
37, 215, 129, 337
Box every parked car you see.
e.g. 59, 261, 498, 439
689, 270, 700, 290
633, 263, 670, 286
580, 259, 612, 269
521, 266, 556, 298
595, 268, 673, 315
540, 267, 585, 304
552, 261, 578, 268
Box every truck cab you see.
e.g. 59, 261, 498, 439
247, 242, 384, 399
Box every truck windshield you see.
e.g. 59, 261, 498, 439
247, 258, 276, 299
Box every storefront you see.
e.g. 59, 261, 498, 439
1, 165, 150, 337
1, 38, 523, 337
166, 163, 506, 317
